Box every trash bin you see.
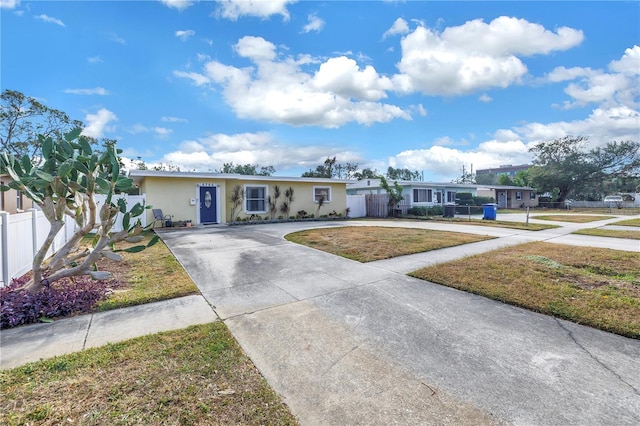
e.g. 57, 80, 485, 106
482, 203, 497, 220
444, 203, 456, 218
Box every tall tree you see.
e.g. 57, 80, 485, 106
528, 136, 639, 201
1, 89, 83, 163
217, 162, 275, 176
354, 168, 383, 180
386, 167, 422, 181
302, 157, 358, 179
1, 128, 157, 294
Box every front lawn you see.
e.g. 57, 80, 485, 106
285, 226, 494, 262
95, 231, 199, 311
0, 323, 298, 425
572, 228, 640, 240
410, 242, 640, 338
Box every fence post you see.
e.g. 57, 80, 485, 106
30, 208, 39, 256
1, 211, 8, 286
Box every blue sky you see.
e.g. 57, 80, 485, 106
2, 0, 638, 181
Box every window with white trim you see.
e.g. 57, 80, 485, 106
313, 186, 331, 203
516, 191, 522, 201
16, 190, 23, 211
446, 191, 456, 203
244, 185, 267, 213
413, 188, 432, 203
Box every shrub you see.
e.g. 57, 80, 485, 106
457, 193, 474, 206
407, 207, 428, 216
1, 275, 121, 329
427, 205, 444, 216
473, 196, 495, 206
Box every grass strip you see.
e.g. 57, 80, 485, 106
0, 323, 298, 425
572, 228, 640, 240
532, 215, 615, 223
409, 242, 640, 338
613, 218, 640, 227
426, 217, 557, 230
286, 226, 494, 262
95, 231, 199, 311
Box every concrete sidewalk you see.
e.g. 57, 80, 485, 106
1, 294, 217, 369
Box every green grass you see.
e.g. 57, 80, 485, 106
286, 226, 494, 262
533, 215, 615, 223
614, 218, 640, 227
410, 242, 640, 338
0, 323, 298, 425
94, 231, 199, 311
572, 228, 640, 240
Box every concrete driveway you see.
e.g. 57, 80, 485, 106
159, 220, 640, 425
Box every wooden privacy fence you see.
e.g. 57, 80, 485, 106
0, 194, 147, 287
364, 194, 411, 218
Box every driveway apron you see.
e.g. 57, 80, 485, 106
159, 222, 640, 426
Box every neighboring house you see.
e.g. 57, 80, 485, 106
129, 170, 349, 225
347, 179, 479, 207
477, 185, 538, 209
0, 174, 34, 214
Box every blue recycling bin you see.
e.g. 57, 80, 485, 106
482, 203, 497, 220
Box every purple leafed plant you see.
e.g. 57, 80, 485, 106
0, 275, 122, 329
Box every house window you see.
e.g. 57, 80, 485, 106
446, 191, 456, 203
530, 192, 536, 200
16, 190, 23, 211
516, 191, 522, 201
413, 188, 432, 203
0, 181, 4, 211
314, 186, 331, 203
245, 185, 267, 213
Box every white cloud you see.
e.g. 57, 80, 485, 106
158, 131, 361, 173
82, 108, 117, 138
161, 0, 193, 10
383, 17, 410, 39
175, 35, 411, 128
173, 70, 210, 86
547, 46, 639, 110
389, 138, 532, 181
35, 14, 65, 27
161, 116, 189, 123
609, 45, 640, 75
479, 94, 493, 103
64, 87, 109, 95
302, 13, 325, 33
214, 0, 296, 21
393, 16, 583, 96
516, 106, 640, 146
87, 56, 103, 64
1, 0, 20, 9
126, 124, 174, 139
109, 33, 127, 45
175, 29, 195, 41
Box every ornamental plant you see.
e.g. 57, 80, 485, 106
0, 127, 157, 294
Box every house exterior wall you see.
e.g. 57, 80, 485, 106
0, 175, 34, 213
225, 180, 347, 221
136, 173, 348, 224
139, 176, 227, 224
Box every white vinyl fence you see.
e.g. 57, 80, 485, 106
0, 194, 147, 287
346, 195, 367, 218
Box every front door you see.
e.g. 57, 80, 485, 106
498, 192, 507, 208
199, 186, 217, 224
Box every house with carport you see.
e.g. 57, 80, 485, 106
476, 185, 538, 209
129, 170, 349, 225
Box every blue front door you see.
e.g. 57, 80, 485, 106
199, 186, 217, 224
